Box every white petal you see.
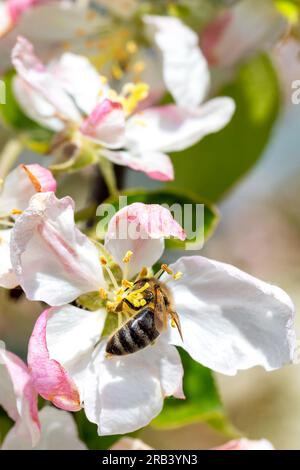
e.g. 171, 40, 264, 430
11, 192, 105, 306
104, 203, 185, 279
102, 149, 174, 181
144, 15, 210, 107
49, 52, 107, 116
84, 338, 184, 435
2, 406, 87, 450
166, 256, 295, 375
0, 229, 18, 289
126, 98, 235, 154
12, 36, 81, 130
46, 305, 106, 398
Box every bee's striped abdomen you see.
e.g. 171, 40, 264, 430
106, 308, 160, 356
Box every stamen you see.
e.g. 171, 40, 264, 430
136, 267, 148, 280
173, 271, 183, 281
133, 61, 146, 75
122, 250, 133, 263
11, 209, 23, 215
100, 256, 119, 290
122, 279, 133, 289
100, 256, 107, 265
125, 282, 149, 308
161, 264, 173, 275
99, 288, 107, 300
126, 40, 138, 54
112, 64, 124, 80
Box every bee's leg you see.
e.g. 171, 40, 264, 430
169, 309, 184, 342
117, 312, 122, 329
154, 286, 168, 332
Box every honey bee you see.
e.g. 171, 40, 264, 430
106, 278, 183, 356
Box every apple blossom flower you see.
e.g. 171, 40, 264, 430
201, 0, 287, 68
0, 346, 86, 449
11, 35, 235, 181
0, 163, 56, 289
9, 194, 296, 435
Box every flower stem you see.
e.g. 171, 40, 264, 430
0, 138, 23, 180
98, 156, 118, 197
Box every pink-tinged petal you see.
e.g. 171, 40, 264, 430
11, 192, 105, 305
0, 229, 18, 289
2, 406, 87, 450
213, 438, 274, 450
0, 164, 55, 216
22, 164, 57, 192
144, 15, 210, 108
201, 11, 232, 66
0, 348, 40, 446
104, 203, 186, 278
80, 99, 126, 149
102, 149, 174, 181
46, 304, 106, 399
126, 99, 235, 154
84, 338, 184, 436
28, 309, 81, 412
111, 438, 153, 450
166, 256, 296, 375
201, 0, 287, 68
12, 36, 81, 130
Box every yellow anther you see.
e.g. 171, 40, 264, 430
106, 301, 115, 312
120, 82, 149, 115
112, 64, 124, 80
11, 209, 23, 215
99, 288, 107, 300
173, 271, 183, 281
133, 61, 146, 75
138, 267, 148, 278
122, 279, 134, 289
126, 40, 138, 54
161, 264, 173, 275
100, 256, 107, 265
126, 282, 149, 308
171, 319, 176, 328
100, 75, 108, 85
122, 250, 133, 264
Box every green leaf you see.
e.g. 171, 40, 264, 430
151, 348, 237, 436
96, 187, 219, 250
167, 53, 281, 202
0, 410, 13, 445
